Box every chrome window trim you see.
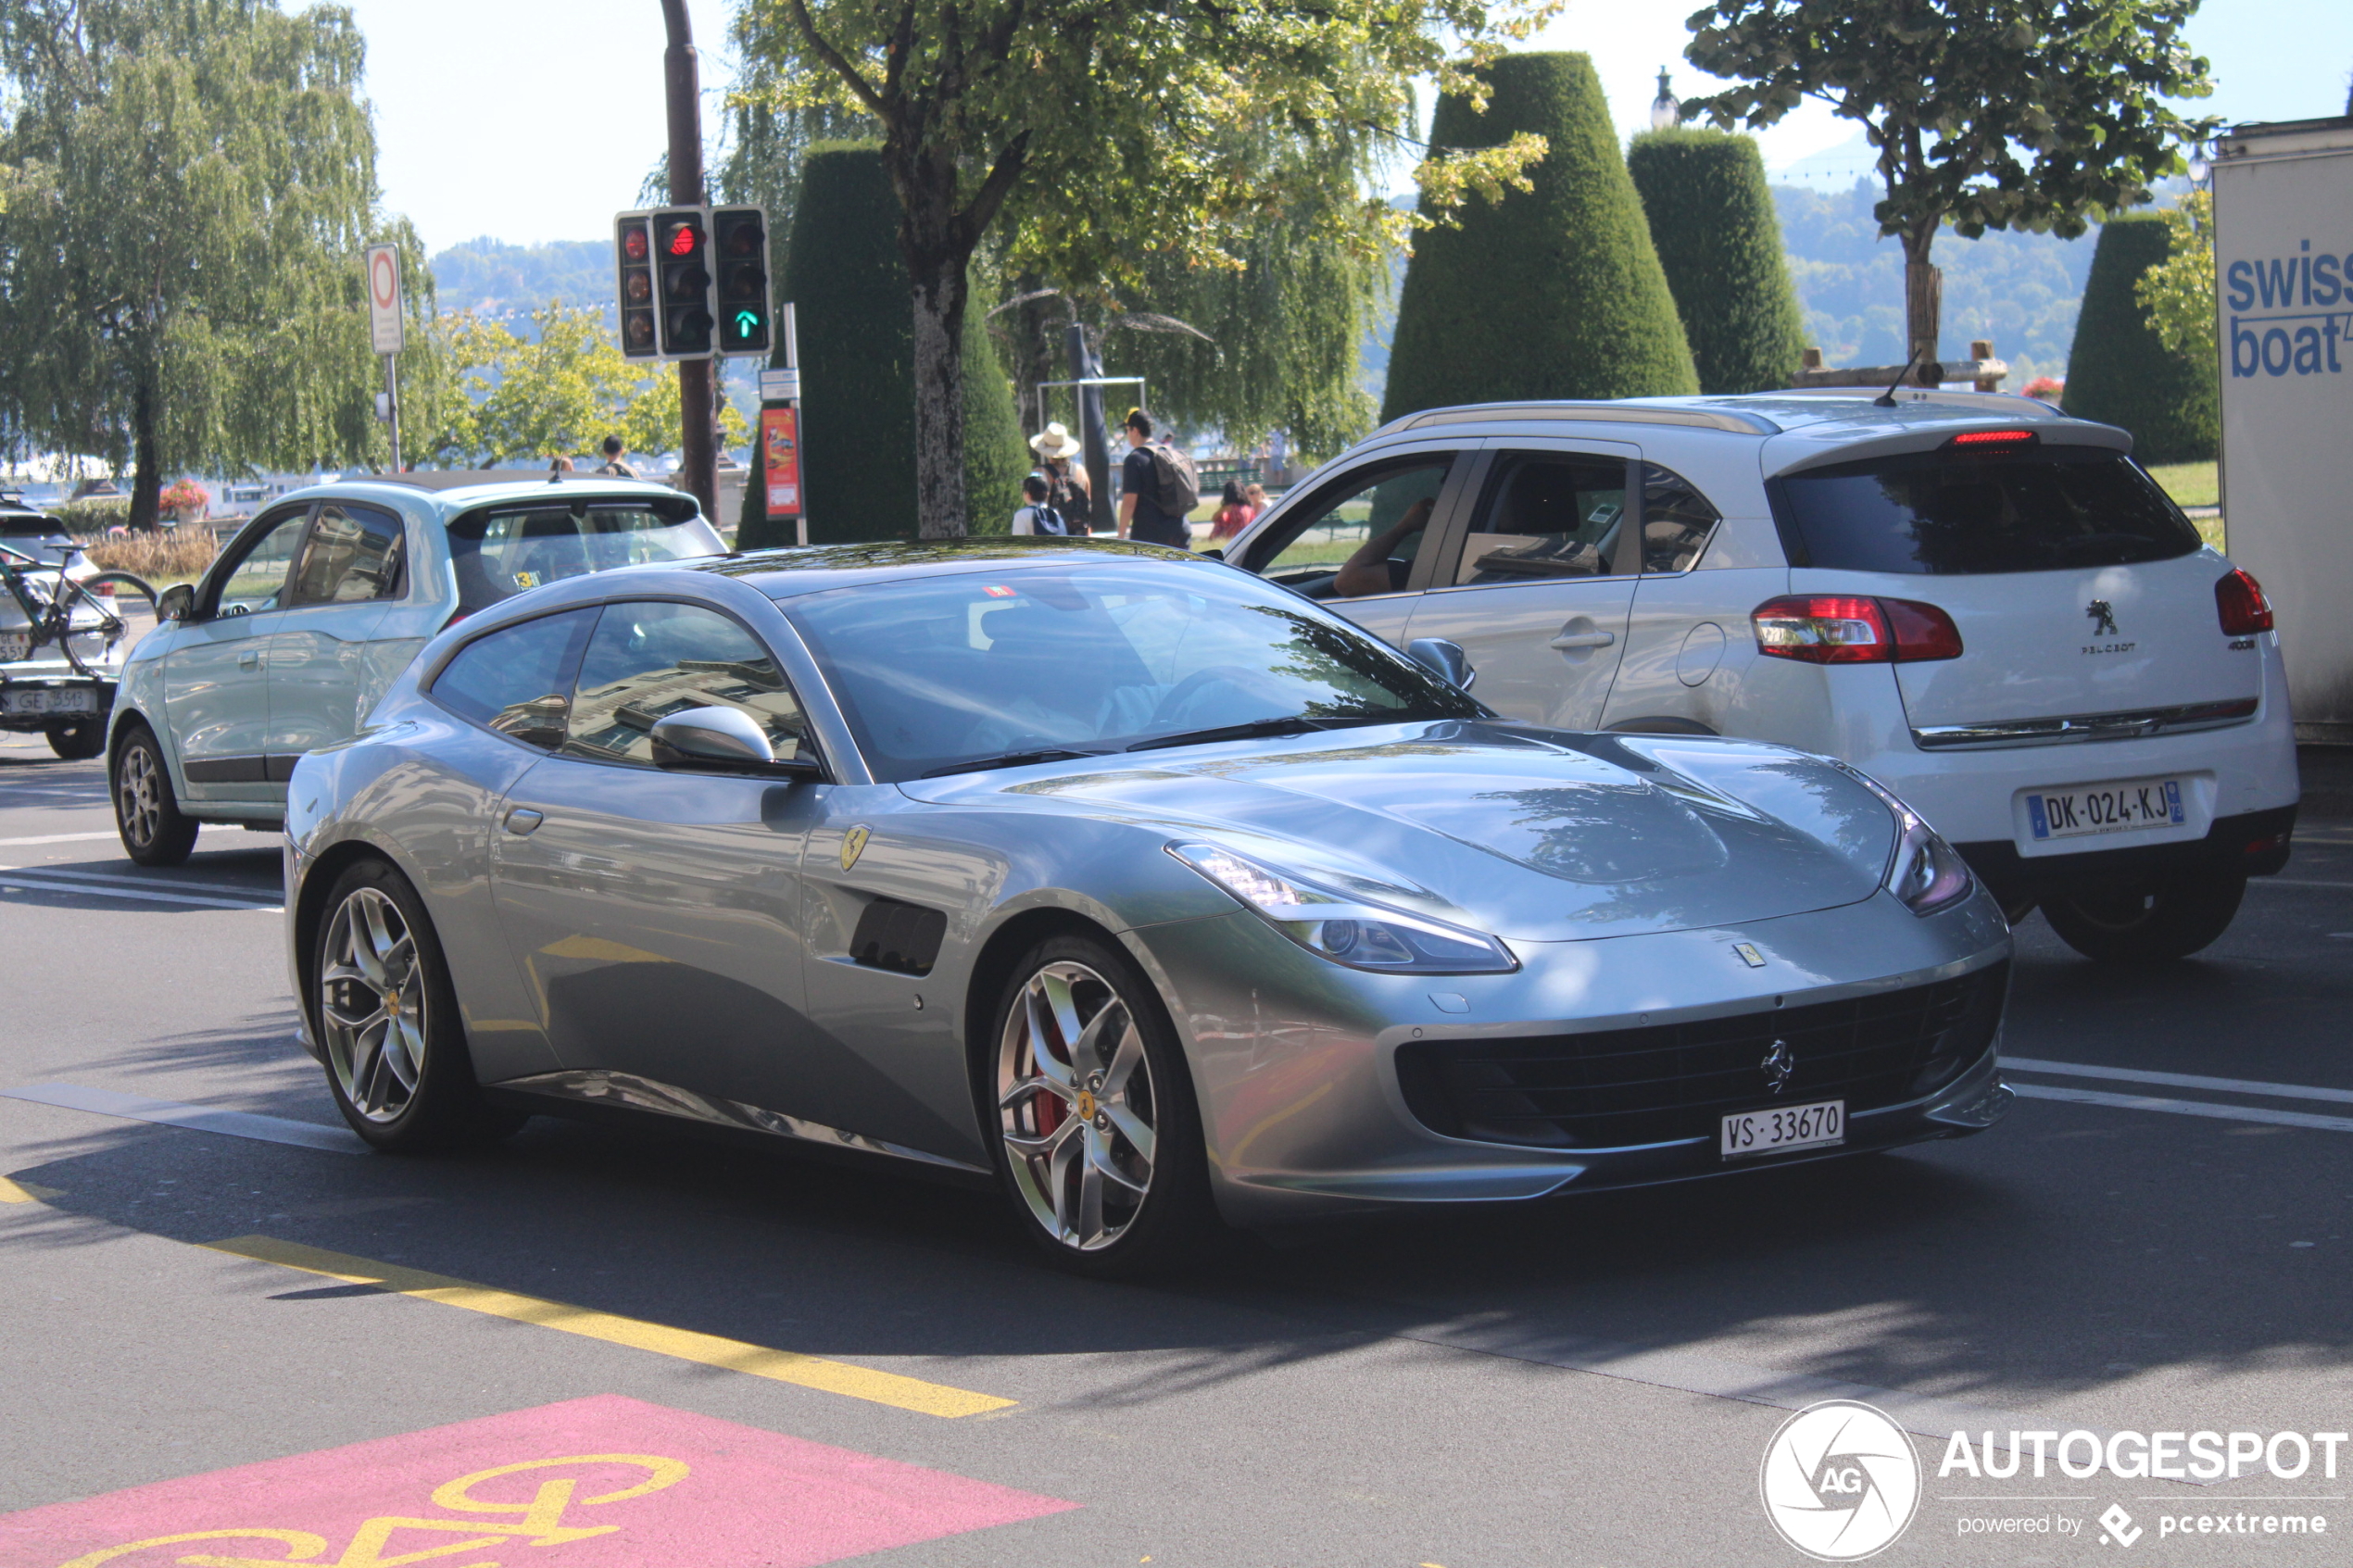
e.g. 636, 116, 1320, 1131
1909, 697, 2260, 750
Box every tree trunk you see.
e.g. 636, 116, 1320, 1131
1901, 220, 1943, 382
128, 377, 163, 533
908, 257, 969, 539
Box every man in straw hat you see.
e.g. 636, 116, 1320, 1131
1028, 421, 1091, 536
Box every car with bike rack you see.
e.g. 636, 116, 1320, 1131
107, 471, 724, 863
0, 515, 159, 759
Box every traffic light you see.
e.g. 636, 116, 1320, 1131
711, 206, 772, 355
614, 214, 658, 358
653, 207, 713, 358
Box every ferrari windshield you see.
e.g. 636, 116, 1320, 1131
783, 561, 1485, 781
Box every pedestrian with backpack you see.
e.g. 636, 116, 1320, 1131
1010, 472, 1068, 536
1117, 408, 1198, 548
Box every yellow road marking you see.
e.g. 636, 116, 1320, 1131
206, 1236, 1013, 1418
0, 1175, 60, 1203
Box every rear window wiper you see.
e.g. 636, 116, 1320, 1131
919, 747, 1108, 778
1126, 714, 1396, 753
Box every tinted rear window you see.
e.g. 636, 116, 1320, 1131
1771, 445, 2201, 575
448, 497, 722, 613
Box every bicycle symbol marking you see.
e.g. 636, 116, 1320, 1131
58, 1453, 690, 1568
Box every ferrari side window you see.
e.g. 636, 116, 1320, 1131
562, 600, 809, 767
429, 608, 597, 751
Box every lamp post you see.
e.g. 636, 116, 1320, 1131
1649, 68, 1680, 132
660, 0, 717, 521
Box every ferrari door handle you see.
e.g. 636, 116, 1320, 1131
237, 648, 260, 669
503, 808, 544, 835
1548, 630, 1617, 650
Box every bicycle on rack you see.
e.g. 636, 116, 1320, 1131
0, 539, 159, 759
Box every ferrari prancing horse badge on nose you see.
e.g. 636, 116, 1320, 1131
840, 825, 871, 871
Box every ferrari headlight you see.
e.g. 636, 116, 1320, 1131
1166, 843, 1517, 973
1842, 771, 1973, 917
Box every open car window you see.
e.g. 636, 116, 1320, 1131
448, 497, 723, 613
1243, 458, 1455, 596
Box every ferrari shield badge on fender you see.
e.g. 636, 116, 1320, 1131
840, 825, 871, 871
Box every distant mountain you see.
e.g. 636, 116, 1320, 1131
428, 237, 617, 323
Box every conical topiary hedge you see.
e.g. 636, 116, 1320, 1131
1383, 52, 1697, 421
1627, 127, 1806, 395
2063, 213, 2218, 465
746, 142, 1027, 546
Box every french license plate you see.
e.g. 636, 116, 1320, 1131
0, 633, 29, 663
1721, 1098, 1844, 1159
3, 687, 94, 715
2024, 776, 2184, 842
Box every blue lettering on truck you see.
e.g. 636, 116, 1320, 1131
2229, 237, 2352, 378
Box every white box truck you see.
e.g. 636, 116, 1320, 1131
2213, 115, 2353, 741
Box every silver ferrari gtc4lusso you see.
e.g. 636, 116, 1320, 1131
283, 540, 2013, 1273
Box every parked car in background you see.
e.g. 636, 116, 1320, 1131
283, 541, 2011, 1274
107, 473, 724, 865
1219, 390, 2300, 961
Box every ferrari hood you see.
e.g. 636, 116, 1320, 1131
902, 722, 1900, 941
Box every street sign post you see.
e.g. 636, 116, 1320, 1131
364, 242, 405, 470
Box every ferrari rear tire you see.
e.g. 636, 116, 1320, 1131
2042, 870, 2246, 963
110, 721, 197, 866
988, 931, 1216, 1276
312, 858, 526, 1151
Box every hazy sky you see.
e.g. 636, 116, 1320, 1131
348, 0, 2353, 251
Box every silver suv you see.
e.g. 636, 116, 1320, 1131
1217, 389, 2299, 961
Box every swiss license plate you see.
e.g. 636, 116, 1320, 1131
2024, 776, 2184, 842
3, 687, 94, 715
0, 633, 29, 663
1721, 1098, 1845, 1159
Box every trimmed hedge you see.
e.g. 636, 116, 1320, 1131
1627, 128, 1806, 395
747, 143, 1027, 546
2063, 214, 2218, 465
1383, 52, 1696, 422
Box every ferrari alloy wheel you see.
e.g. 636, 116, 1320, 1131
321, 884, 430, 1123
311, 859, 525, 1150
991, 935, 1212, 1273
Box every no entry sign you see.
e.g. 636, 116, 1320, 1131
365, 242, 405, 355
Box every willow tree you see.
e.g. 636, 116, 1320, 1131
734, 0, 1554, 538
1682, 0, 2216, 368
0, 0, 413, 528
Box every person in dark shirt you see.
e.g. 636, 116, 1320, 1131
1117, 409, 1188, 548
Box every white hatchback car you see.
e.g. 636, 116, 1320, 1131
1217, 389, 2298, 961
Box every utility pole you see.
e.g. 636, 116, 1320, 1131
661, 0, 718, 520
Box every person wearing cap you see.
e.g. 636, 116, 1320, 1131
1028, 421, 1091, 535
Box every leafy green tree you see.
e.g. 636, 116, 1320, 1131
0, 0, 421, 528
2136, 189, 2213, 369
749, 144, 1025, 547
733, 0, 1553, 538
2065, 212, 2215, 463
1683, 0, 2216, 370
1384, 53, 1697, 420
1627, 127, 1806, 394
413, 304, 744, 468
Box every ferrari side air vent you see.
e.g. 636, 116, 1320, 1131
849, 897, 948, 976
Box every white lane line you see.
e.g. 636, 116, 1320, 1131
2005, 1057, 2353, 1107
2251, 878, 2353, 890
0, 831, 121, 847
0, 864, 280, 898
0, 1083, 363, 1153
2010, 1082, 2353, 1135
0, 873, 279, 912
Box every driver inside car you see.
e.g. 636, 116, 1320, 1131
1330, 495, 1436, 597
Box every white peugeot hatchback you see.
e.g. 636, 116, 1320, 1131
1216, 389, 2298, 961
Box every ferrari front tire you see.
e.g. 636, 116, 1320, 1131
988, 931, 1215, 1276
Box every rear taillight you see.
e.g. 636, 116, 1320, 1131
1752, 596, 1964, 664
2216, 568, 2272, 635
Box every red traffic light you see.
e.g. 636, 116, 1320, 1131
621, 228, 648, 261
666, 221, 701, 257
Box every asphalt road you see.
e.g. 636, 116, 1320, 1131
2, 729, 2349, 1567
